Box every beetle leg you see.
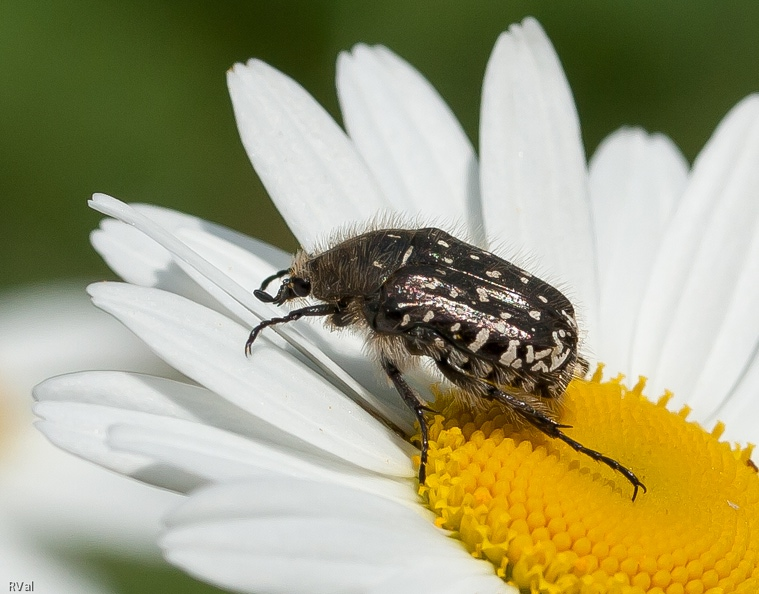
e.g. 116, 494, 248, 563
245, 304, 339, 355
486, 385, 646, 501
434, 353, 646, 501
381, 358, 432, 484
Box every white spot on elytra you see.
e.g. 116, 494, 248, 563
531, 361, 549, 373
550, 348, 570, 371
486, 270, 501, 278
468, 328, 490, 353
562, 310, 577, 328
549, 332, 571, 371
529, 310, 541, 320
476, 287, 490, 302
499, 340, 520, 366
372, 260, 383, 269
470, 254, 480, 260
401, 246, 414, 266
526, 345, 535, 363
423, 311, 434, 322
437, 239, 450, 248
387, 233, 401, 239
401, 314, 411, 326
499, 312, 512, 320
450, 288, 460, 298
494, 321, 507, 334
538, 295, 548, 303
520, 277, 529, 284
443, 257, 453, 264
450, 322, 461, 332
535, 348, 551, 360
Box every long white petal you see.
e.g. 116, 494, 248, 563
35, 371, 384, 490
162, 478, 513, 594
633, 95, 759, 411
34, 400, 206, 493
227, 59, 390, 249
87, 282, 415, 476
589, 128, 688, 374
710, 348, 759, 445
34, 371, 301, 446
35, 373, 413, 499
108, 423, 415, 505
90, 196, 412, 430
91, 202, 291, 293
337, 44, 482, 238
480, 18, 597, 346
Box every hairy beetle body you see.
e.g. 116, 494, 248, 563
248, 227, 645, 500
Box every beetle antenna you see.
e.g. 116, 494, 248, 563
259, 269, 289, 292
254, 269, 290, 303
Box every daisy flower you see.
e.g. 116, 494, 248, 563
0, 285, 183, 592
34, 17, 759, 593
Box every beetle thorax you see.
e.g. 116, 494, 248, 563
292, 231, 413, 302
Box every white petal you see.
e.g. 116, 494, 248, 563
92, 217, 178, 288
34, 371, 301, 446
227, 59, 389, 249
710, 350, 759, 445
480, 18, 597, 344
90, 196, 412, 430
108, 423, 416, 505
92, 202, 291, 286
90, 199, 291, 308
35, 374, 412, 498
35, 370, 383, 491
589, 128, 688, 374
337, 44, 482, 238
633, 95, 759, 412
87, 282, 415, 476
34, 401, 203, 492
162, 478, 511, 594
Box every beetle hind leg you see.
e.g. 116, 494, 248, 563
433, 354, 646, 501
485, 385, 646, 501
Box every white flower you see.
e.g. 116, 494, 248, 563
0, 285, 182, 592
33, 17, 759, 593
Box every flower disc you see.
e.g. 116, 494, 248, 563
421, 368, 759, 593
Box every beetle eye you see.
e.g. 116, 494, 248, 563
291, 277, 311, 297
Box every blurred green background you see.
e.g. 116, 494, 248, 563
3, 1, 759, 292
1, 1, 758, 592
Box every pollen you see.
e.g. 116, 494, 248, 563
419, 366, 759, 593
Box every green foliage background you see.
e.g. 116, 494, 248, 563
1, 1, 758, 591
3, 2, 758, 291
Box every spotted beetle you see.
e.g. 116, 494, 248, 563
246, 227, 645, 500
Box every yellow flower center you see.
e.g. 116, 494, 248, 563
419, 366, 759, 593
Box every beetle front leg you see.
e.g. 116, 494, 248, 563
381, 358, 434, 484
245, 303, 339, 355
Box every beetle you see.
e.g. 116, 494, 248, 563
246, 227, 645, 500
